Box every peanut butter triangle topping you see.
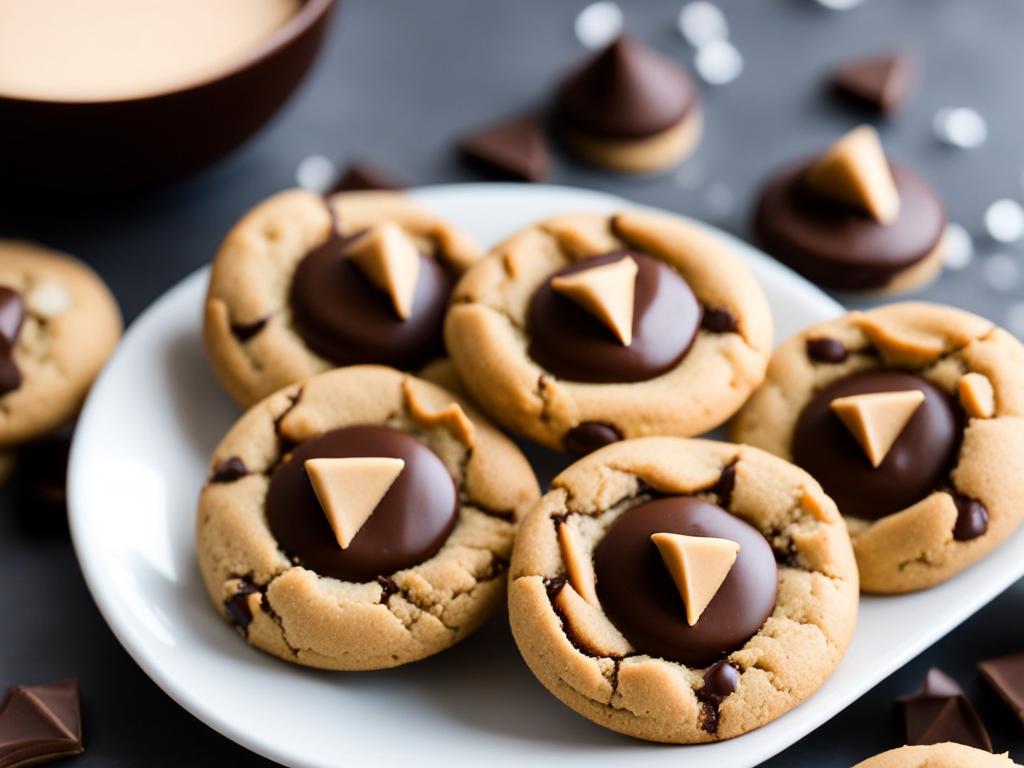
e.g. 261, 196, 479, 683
347, 222, 421, 320
806, 125, 901, 225
650, 532, 740, 626
551, 255, 638, 346
305, 457, 405, 549
830, 389, 924, 468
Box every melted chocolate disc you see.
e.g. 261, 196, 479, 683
792, 370, 960, 520
528, 251, 701, 383
290, 230, 452, 370
266, 425, 458, 582
593, 497, 778, 667
754, 160, 945, 291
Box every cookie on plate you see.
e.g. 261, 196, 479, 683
197, 365, 539, 670
732, 302, 1024, 593
444, 210, 772, 454
508, 437, 858, 743
853, 744, 1020, 768
555, 36, 702, 174
204, 190, 482, 406
0, 240, 121, 448
754, 125, 946, 295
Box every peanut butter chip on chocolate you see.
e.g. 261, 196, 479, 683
551, 255, 638, 346
305, 457, 405, 549
347, 223, 421, 320
958, 372, 996, 419
805, 125, 901, 225
558, 521, 599, 606
830, 389, 925, 468
650, 533, 740, 626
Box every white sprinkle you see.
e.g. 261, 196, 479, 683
677, 2, 729, 47
1006, 302, 1024, 338
942, 223, 974, 270
705, 182, 735, 217
814, 0, 865, 9
295, 154, 336, 193
574, 2, 623, 50
694, 39, 743, 86
983, 253, 1020, 292
984, 199, 1024, 244
932, 107, 988, 149
27, 281, 70, 318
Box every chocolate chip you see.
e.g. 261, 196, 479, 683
0, 351, 22, 396
224, 581, 259, 631
806, 337, 848, 363
952, 493, 989, 541
329, 162, 407, 194
706, 463, 736, 508
897, 667, 992, 752
376, 575, 399, 602
544, 576, 567, 600
230, 317, 268, 342
697, 660, 740, 734
563, 422, 622, 456
0, 680, 83, 764
459, 115, 551, 183
210, 456, 248, 483
701, 307, 738, 334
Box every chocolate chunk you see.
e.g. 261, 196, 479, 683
459, 115, 550, 183
0, 287, 25, 396
806, 337, 848, 363
557, 35, 697, 139
593, 497, 777, 667
980, 652, 1024, 723
266, 425, 458, 582
224, 581, 259, 631
701, 307, 738, 334
329, 162, 406, 194
290, 221, 452, 371
792, 370, 960, 520
897, 668, 992, 751
952, 493, 989, 541
211, 457, 249, 484
0, 680, 84, 767
832, 52, 914, 114
707, 464, 736, 508
528, 251, 701, 383
754, 160, 945, 292
230, 317, 268, 342
563, 422, 622, 456
376, 576, 400, 602
697, 660, 740, 734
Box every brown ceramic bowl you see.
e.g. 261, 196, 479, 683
0, 0, 335, 191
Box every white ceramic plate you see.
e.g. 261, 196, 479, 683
68, 184, 1024, 768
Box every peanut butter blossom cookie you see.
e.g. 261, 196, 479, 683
0, 241, 121, 448
732, 302, 1024, 593
754, 125, 946, 294
203, 190, 482, 406
444, 210, 772, 453
196, 365, 540, 670
853, 745, 1021, 768
508, 437, 858, 743
555, 35, 702, 174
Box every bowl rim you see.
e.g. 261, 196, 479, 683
0, 0, 335, 107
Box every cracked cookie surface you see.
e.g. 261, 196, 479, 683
444, 211, 773, 452
853, 744, 1021, 768
731, 302, 1024, 593
203, 190, 482, 406
507, 437, 858, 743
196, 365, 540, 670
0, 240, 121, 447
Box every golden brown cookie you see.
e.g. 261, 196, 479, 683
445, 210, 772, 454
853, 744, 1021, 768
203, 190, 482, 406
196, 365, 540, 670
508, 437, 858, 743
0, 241, 121, 448
731, 302, 1024, 593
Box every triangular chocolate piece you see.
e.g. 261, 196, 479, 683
330, 162, 407, 194
980, 652, 1024, 724
830, 389, 924, 468
557, 35, 695, 138
832, 53, 914, 114
650, 533, 740, 626
459, 115, 550, 182
805, 125, 901, 224
897, 668, 992, 751
347, 223, 421, 320
551, 256, 638, 346
305, 457, 405, 549
0, 680, 84, 766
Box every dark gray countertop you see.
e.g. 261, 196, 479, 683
3, 0, 1024, 764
